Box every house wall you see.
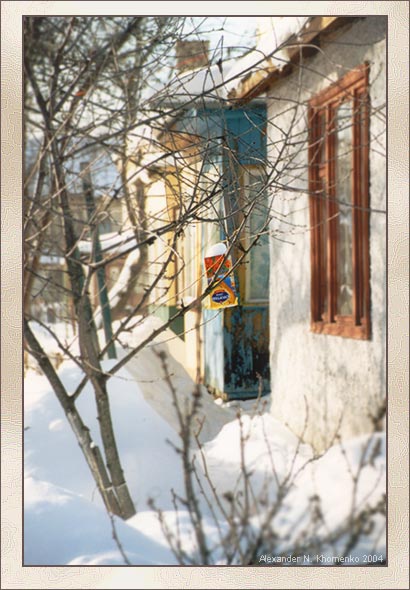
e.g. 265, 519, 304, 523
142, 164, 200, 360
143, 176, 173, 307
265, 17, 386, 450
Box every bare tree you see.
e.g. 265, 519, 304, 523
23, 15, 261, 519
24, 16, 185, 518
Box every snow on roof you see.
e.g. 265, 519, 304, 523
39, 255, 65, 266
78, 228, 137, 257
173, 62, 225, 99
152, 59, 235, 107
224, 17, 310, 96
152, 18, 310, 108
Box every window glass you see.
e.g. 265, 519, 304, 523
184, 221, 198, 299
201, 170, 224, 292
245, 169, 270, 302
319, 176, 328, 319
359, 96, 369, 320
99, 218, 112, 235
318, 111, 326, 165
335, 100, 354, 316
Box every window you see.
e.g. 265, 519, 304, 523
200, 169, 226, 293
242, 167, 270, 303
308, 64, 370, 339
183, 222, 198, 299
99, 217, 112, 235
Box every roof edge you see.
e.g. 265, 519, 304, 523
228, 16, 358, 105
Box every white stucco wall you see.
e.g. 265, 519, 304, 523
266, 17, 386, 450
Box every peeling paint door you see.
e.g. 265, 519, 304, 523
224, 167, 270, 399
201, 106, 270, 400
224, 306, 270, 398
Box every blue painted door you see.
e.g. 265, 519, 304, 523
201, 105, 270, 400
223, 165, 270, 399
224, 306, 270, 398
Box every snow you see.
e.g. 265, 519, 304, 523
25, 477, 178, 566
78, 227, 137, 256
199, 412, 312, 505
24, 319, 386, 566
259, 16, 311, 63
206, 242, 227, 257
152, 18, 311, 106
116, 315, 237, 444
25, 357, 185, 512
225, 17, 310, 96
39, 255, 65, 266
272, 433, 386, 558
152, 61, 230, 106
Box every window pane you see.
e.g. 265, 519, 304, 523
359, 97, 369, 320
99, 219, 112, 235
318, 111, 326, 165
245, 169, 270, 302
184, 222, 197, 299
335, 101, 353, 316
319, 176, 328, 319
201, 171, 224, 292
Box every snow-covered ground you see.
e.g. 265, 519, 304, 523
24, 319, 386, 566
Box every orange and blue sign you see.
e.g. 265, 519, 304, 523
204, 243, 239, 310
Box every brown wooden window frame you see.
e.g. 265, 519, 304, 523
308, 63, 371, 340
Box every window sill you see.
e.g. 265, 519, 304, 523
310, 318, 371, 340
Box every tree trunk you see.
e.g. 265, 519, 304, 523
27, 135, 136, 520
90, 373, 136, 519
24, 319, 122, 516
78, 293, 136, 519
